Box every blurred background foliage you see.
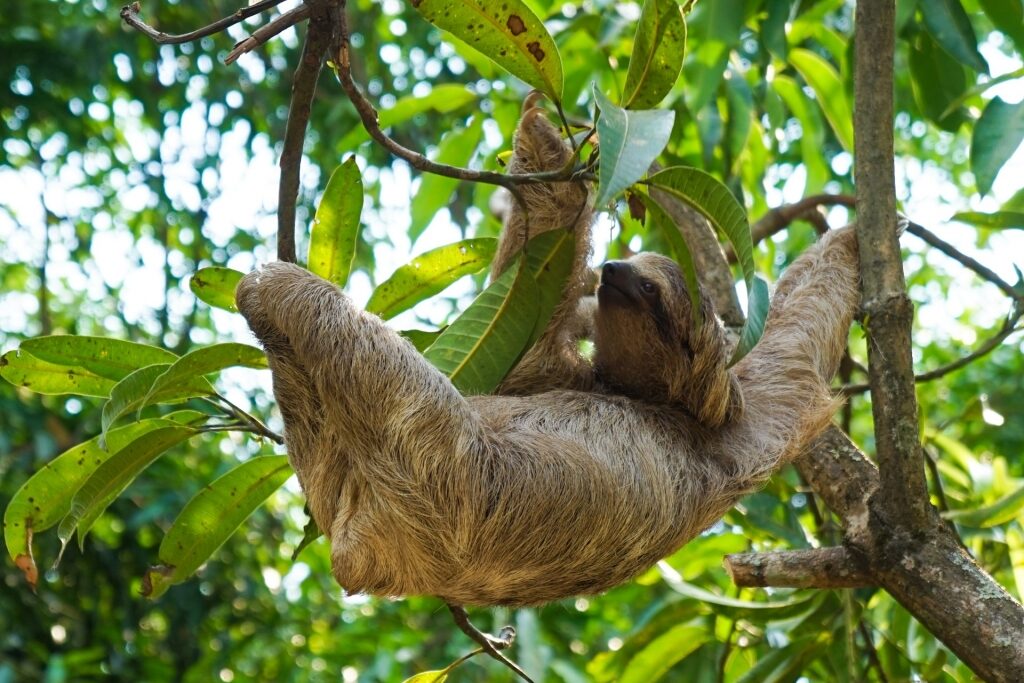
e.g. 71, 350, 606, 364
2, 0, 1023, 680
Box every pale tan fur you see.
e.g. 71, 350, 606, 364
236, 107, 862, 607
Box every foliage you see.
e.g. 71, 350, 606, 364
1, 0, 1023, 681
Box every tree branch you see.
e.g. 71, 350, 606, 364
332, 19, 589, 191
724, 547, 872, 588
120, 0, 287, 45
224, 5, 312, 65
274, 0, 339, 264
906, 221, 1021, 299
853, 0, 930, 531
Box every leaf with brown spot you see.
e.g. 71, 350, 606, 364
3, 413, 208, 577
412, 0, 563, 101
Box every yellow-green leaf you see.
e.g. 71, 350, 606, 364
142, 456, 292, 598
366, 238, 497, 320
308, 157, 363, 286
191, 267, 245, 313
622, 0, 687, 109
412, 0, 563, 101
788, 48, 853, 152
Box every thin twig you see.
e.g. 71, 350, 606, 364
906, 221, 1020, 299
332, 23, 590, 190
446, 604, 534, 683
857, 621, 890, 683
275, 0, 339, 263
225, 4, 312, 65
208, 395, 285, 444
842, 313, 1023, 394
120, 0, 287, 45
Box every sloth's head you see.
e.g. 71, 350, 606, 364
593, 253, 740, 424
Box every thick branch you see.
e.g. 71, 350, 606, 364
274, 0, 338, 264
853, 0, 930, 531
724, 547, 872, 588
120, 0, 287, 45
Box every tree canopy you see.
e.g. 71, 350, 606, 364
2, 0, 1024, 681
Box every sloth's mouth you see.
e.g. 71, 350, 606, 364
598, 281, 634, 307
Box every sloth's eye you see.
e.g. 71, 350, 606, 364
641, 281, 657, 295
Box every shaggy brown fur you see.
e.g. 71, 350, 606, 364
236, 106, 863, 607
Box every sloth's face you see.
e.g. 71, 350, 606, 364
593, 253, 696, 401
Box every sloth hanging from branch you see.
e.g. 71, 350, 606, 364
236, 98, 871, 612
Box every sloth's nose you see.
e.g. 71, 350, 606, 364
601, 261, 625, 284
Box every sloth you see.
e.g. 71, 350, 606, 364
236, 104, 862, 607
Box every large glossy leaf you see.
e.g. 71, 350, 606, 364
594, 88, 675, 207
683, 0, 744, 112
921, 0, 989, 74
619, 624, 708, 683
58, 425, 199, 550
971, 97, 1024, 196
402, 672, 448, 683
423, 257, 538, 394
308, 157, 363, 286
3, 412, 207, 586
190, 267, 245, 313
366, 238, 497, 320
638, 193, 703, 324
908, 33, 969, 132
100, 364, 213, 439
519, 229, 577, 347
788, 48, 853, 152
412, 0, 563, 101
145, 343, 267, 405
735, 634, 828, 683
1, 335, 179, 397
1, 349, 117, 398
142, 456, 292, 598
953, 211, 1024, 230
621, 0, 687, 109
410, 117, 484, 239
645, 166, 769, 362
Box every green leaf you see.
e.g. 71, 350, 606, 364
291, 511, 322, 561
944, 485, 1024, 528
412, 0, 563, 101
971, 97, 1024, 196
621, 0, 687, 109
145, 343, 267, 406
594, 88, 675, 207
663, 572, 816, 620
519, 229, 577, 347
402, 672, 448, 683
142, 456, 292, 598
3, 413, 208, 581
761, 0, 789, 60
771, 75, 830, 193
58, 425, 199, 550
410, 117, 484, 239
0, 336, 180, 397
908, 33, 969, 132
921, 0, 989, 74
423, 257, 538, 395
788, 48, 853, 152
308, 157, 363, 286
619, 624, 708, 683
400, 329, 445, 353
101, 364, 213, 439
644, 166, 766, 362
365, 238, 497, 320
979, 0, 1024, 49
1, 349, 116, 398
736, 634, 827, 683
190, 267, 245, 313
952, 211, 1024, 230
638, 193, 703, 324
